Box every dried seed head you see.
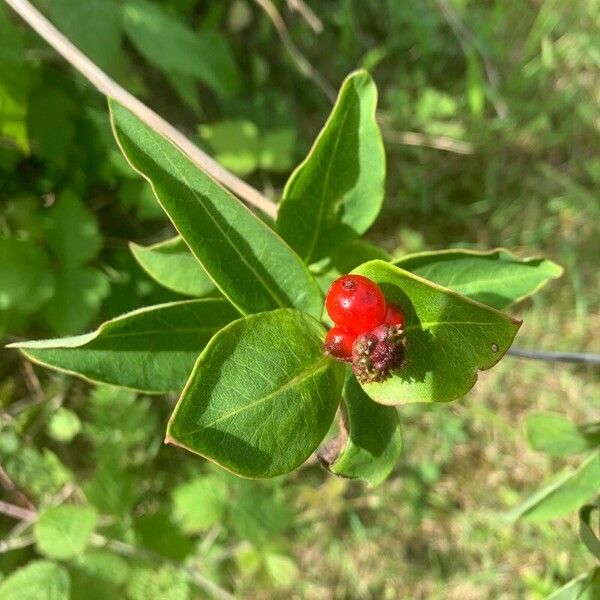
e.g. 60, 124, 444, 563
351, 324, 407, 384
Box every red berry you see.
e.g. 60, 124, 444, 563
325, 275, 387, 335
324, 326, 355, 361
384, 303, 405, 328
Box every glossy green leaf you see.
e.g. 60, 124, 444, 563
319, 376, 402, 486
276, 70, 385, 263
9, 299, 239, 393
525, 412, 600, 457
167, 310, 345, 478
506, 450, 600, 523
130, 237, 216, 297
122, 0, 240, 99
352, 260, 521, 405
0, 560, 70, 600
394, 248, 563, 309
110, 101, 322, 318
579, 501, 600, 560
545, 568, 600, 600
35, 505, 97, 560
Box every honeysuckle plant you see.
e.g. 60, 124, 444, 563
8, 70, 563, 484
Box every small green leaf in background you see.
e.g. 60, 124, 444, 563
277, 70, 385, 264
47, 408, 82, 443
0, 7, 32, 154
133, 510, 194, 561
172, 475, 228, 534
69, 550, 129, 600
0, 560, 70, 600
84, 465, 137, 517
352, 260, 521, 405
545, 568, 600, 600
167, 310, 345, 478
110, 100, 322, 318
48, 0, 124, 74
42, 191, 109, 335
199, 120, 296, 176
525, 412, 600, 456
34, 505, 98, 560
122, 0, 240, 102
264, 552, 299, 589
319, 376, 402, 486
505, 450, 600, 523
394, 248, 563, 309
230, 484, 294, 547
579, 500, 600, 560
0, 238, 54, 315
130, 237, 217, 298
125, 565, 190, 600
10, 299, 238, 393
44, 191, 103, 265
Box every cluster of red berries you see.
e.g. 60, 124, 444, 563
323, 275, 407, 383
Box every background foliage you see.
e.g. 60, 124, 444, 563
0, 0, 598, 598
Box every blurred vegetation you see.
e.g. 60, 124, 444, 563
0, 0, 598, 598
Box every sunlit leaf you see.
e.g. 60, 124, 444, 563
352, 260, 521, 404
167, 310, 345, 478
395, 248, 563, 309
277, 70, 385, 263
110, 100, 322, 318
10, 299, 239, 393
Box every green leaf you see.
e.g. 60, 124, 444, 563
394, 248, 563, 309
0, 238, 54, 315
44, 192, 103, 265
264, 553, 298, 589
10, 299, 239, 393
47, 408, 82, 443
125, 565, 190, 600
48, 0, 124, 75
133, 510, 194, 560
352, 260, 521, 404
0, 55, 31, 153
545, 568, 600, 600
35, 505, 98, 560
110, 101, 322, 318
525, 412, 600, 457
122, 0, 240, 99
579, 501, 600, 560
0, 560, 70, 600
130, 237, 216, 297
198, 120, 296, 175
319, 376, 402, 486
84, 465, 137, 517
167, 309, 345, 478
70, 550, 129, 600
276, 70, 385, 263
43, 267, 110, 336
506, 450, 600, 523
171, 476, 228, 533
198, 120, 259, 176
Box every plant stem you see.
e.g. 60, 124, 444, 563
0, 501, 37, 521
3, 0, 278, 219
508, 347, 600, 365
